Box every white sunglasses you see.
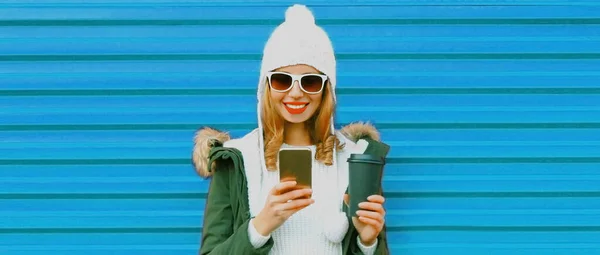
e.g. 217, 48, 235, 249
266, 71, 328, 94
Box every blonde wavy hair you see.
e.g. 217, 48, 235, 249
261, 79, 343, 171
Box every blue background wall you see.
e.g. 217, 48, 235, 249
2, 1, 600, 254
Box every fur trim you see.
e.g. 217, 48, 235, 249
192, 127, 231, 177
340, 121, 381, 142
191, 122, 379, 177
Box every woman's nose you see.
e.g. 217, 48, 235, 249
288, 80, 304, 98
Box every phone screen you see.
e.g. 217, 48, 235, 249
278, 148, 312, 191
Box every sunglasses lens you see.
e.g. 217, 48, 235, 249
270, 73, 293, 91
301, 75, 324, 93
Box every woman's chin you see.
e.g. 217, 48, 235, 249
283, 116, 309, 124
280, 111, 311, 124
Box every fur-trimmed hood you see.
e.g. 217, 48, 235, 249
191, 122, 381, 178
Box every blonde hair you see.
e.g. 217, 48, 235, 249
261, 80, 343, 170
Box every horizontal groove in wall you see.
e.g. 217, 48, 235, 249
393, 226, 600, 231
0, 193, 204, 199
3, 226, 600, 234
2, 19, 600, 26
2, 53, 600, 61
2, 1, 599, 7
3, 209, 600, 217
3, 88, 600, 96
3, 123, 600, 131
5, 191, 600, 200
0, 228, 200, 234
1, 157, 600, 165
398, 192, 600, 198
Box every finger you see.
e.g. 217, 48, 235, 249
359, 202, 385, 214
277, 188, 312, 203
279, 205, 312, 219
358, 216, 383, 229
271, 181, 297, 195
356, 210, 384, 223
278, 198, 314, 211
367, 195, 385, 204
287, 202, 313, 215
343, 194, 349, 206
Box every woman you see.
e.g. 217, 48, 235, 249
192, 4, 389, 254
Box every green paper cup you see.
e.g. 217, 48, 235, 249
347, 154, 385, 217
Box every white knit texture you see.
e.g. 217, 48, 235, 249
264, 144, 343, 254
248, 218, 271, 248
357, 236, 378, 253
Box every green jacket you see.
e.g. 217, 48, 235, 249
198, 144, 390, 255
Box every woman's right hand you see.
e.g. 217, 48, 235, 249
252, 181, 314, 236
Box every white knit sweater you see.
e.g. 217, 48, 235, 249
246, 144, 378, 255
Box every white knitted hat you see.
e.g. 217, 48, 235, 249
256, 4, 337, 103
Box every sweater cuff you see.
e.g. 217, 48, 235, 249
357, 236, 378, 255
247, 218, 271, 248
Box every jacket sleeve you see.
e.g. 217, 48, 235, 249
343, 190, 390, 255
199, 152, 274, 255
344, 214, 390, 254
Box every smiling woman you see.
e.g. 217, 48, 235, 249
192, 4, 389, 255
265, 66, 325, 124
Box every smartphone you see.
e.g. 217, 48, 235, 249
278, 147, 312, 195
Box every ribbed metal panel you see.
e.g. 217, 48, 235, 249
1, 1, 600, 254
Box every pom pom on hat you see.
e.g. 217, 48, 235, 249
285, 4, 315, 25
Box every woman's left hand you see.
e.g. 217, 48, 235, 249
344, 194, 386, 246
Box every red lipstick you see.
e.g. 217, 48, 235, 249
284, 102, 308, 115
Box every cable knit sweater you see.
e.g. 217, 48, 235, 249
246, 144, 377, 255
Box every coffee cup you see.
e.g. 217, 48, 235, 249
347, 153, 385, 217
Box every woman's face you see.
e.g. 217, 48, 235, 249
269, 64, 324, 124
